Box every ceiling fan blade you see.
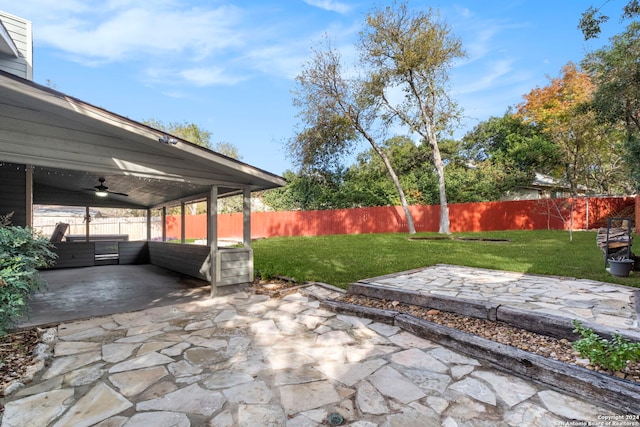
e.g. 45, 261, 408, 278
81, 177, 128, 196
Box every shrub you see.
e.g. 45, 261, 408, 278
0, 214, 56, 335
572, 320, 640, 372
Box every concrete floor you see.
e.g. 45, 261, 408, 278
18, 264, 214, 328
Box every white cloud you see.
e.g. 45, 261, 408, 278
142, 65, 248, 87
245, 44, 307, 80
303, 0, 353, 14
179, 67, 248, 86
455, 59, 515, 94
6, 0, 366, 91
35, 5, 245, 64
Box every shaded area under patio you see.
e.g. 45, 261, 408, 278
16, 264, 247, 329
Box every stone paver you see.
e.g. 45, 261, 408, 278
0, 272, 625, 426
369, 264, 638, 332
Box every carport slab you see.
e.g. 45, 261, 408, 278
18, 264, 212, 328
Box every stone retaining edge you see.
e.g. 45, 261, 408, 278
320, 299, 398, 324
320, 299, 640, 415
496, 306, 640, 342
349, 282, 640, 343
349, 282, 499, 321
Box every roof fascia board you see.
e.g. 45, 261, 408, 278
149, 184, 253, 210
0, 71, 286, 188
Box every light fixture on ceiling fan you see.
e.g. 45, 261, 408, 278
83, 177, 129, 197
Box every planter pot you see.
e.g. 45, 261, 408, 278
608, 259, 634, 277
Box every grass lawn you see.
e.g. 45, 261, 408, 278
252, 230, 640, 289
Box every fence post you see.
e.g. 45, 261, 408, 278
636, 195, 640, 233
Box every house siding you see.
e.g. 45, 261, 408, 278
0, 11, 32, 80
0, 163, 27, 226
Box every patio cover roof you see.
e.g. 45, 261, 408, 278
0, 70, 286, 209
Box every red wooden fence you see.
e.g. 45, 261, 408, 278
167, 196, 636, 240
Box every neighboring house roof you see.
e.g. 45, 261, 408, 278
531, 172, 590, 193
0, 70, 286, 209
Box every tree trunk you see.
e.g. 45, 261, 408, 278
381, 151, 417, 235
427, 129, 451, 234
367, 136, 417, 234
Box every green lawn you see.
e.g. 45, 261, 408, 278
252, 230, 640, 289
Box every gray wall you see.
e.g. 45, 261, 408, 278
119, 241, 149, 264
0, 11, 32, 80
218, 248, 253, 286
49, 242, 95, 268
148, 241, 210, 281
0, 163, 27, 226
46, 241, 253, 286
147, 242, 253, 285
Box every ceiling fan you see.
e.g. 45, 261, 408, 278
83, 177, 128, 197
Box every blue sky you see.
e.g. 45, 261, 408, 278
3, 1, 629, 176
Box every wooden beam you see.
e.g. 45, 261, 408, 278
146, 209, 151, 241
85, 206, 90, 242
243, 187, 251, 248
25, 164, 32, 227
161, 207, 166, 242
180, 202, 185, 244
208, 186, 219, 297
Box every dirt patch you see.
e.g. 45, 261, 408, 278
251, 277, 303, 298
0, 329, 41, 393
408, 237, 511, 243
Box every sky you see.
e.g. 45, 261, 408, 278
2, 1, 631, 176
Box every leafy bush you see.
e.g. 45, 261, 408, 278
572, 320, 640, 372
0, 215, 56, 335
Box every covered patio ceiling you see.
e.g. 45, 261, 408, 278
0, 70, 286, 209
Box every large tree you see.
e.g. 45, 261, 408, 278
143, 118, 242, 160
459, 113, 561, 197
359, 2, 466, 234
291, 38, 418, 233
516, 63, 629, 239
579, 0, 639, 39
582, 22, 640, 189
517, 63, 628, 195
144, 119, 213, 149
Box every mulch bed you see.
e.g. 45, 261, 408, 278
338, 293, 640, 384
0, 329, 41, 393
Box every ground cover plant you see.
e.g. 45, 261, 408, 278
0, 214, 56, 335
252, 230, 640, 288
573, 320, 640, 371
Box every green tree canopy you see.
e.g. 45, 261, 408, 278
461, 113, 560, 177
582, 22, 640, 189
144, 118, 213, 149
579, 0, 639, 39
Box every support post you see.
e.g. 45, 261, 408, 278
243, 187, 254, 282
208, 186, 219, 297
161, 207, 166, 242
146, 209, 151, 241
243, 187, 251, 248
181, 202, 186, 244
85, 206, 90, 242
25, 165, 33, 228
